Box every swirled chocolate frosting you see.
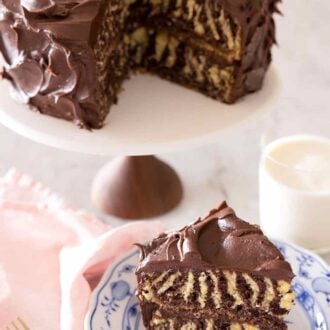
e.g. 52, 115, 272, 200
137, 202, 294, 281
0, 0, 104, 128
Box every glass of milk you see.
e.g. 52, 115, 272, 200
259, 134, 330, 252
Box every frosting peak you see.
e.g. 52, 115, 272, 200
137, 202, 294, 281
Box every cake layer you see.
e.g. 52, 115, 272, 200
127, 0, 241, 62
144, 307, 287, 329
127, 0, 279, 104
137, 269, 294, 317
127, 27, 236, 102
125, 21, 274, 103
128, 0, 279, 62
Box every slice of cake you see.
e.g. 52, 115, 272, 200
0, 1, 279, 129
136, 202, 295, 329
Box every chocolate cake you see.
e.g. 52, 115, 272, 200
136, 202, 295, 329
0, 1, 279, 129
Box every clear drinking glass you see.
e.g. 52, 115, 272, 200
259, 106, 330, 254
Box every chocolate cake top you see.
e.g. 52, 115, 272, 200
0, 1, 102, 41
0, 0, 103, 128
137, 202, 294, 281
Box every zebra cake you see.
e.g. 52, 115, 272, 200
135, 202, 295, 329
0, 0, 279, 129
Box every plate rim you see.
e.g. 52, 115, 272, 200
273, 239, 330, 330
85, 240, 330, 329
85, 249, 139, 329
272, 239, 330, 271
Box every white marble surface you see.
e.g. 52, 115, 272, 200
0, 0, 329, 262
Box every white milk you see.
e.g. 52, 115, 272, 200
259, 135, 330, 250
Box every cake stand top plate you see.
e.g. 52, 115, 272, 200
0, 67, 280, 156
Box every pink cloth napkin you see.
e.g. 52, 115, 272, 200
0, 170, 164, 330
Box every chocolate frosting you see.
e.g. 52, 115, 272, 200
137, 202, 294, 281
222, 0, 281, 100
0, 0, 103, 128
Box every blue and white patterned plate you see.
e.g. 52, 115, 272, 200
85, 240, 330, 329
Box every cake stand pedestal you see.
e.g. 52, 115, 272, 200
0, 67, 280, 220
91, 156, 183, 219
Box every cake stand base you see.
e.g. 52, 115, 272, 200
91, 156, 183, 219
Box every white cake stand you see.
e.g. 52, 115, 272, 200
0, 67, 281, 219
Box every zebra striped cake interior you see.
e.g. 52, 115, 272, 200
135, 202, 295, 329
